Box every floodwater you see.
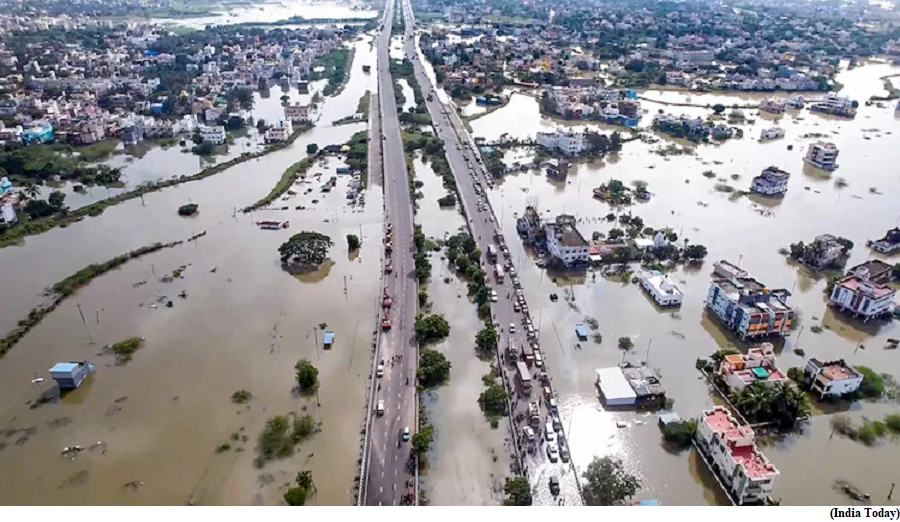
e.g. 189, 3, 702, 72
0, 29, 381, 505
44, 31, 374, 212
146, 0, 378, 30
410, 154, 512, 505
469, 61, 900, 505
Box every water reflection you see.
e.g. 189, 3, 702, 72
469, 63, 900, 504
0, 29, 383, 505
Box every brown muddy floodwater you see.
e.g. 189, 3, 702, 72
470, 62, 900, 505
410, 153, 512, 505
0, 33, 383, 505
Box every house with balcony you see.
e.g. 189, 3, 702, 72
750, 166, 790, 196
804, 141, 839, 171
718, 343, 788, 392
829, 265, 896, 321
695, 406, 779, 505
803, 358, 863, 399
707, 276, 794, 340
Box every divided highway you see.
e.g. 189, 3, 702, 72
398, 0, 584, 506
360, 0, 419, 507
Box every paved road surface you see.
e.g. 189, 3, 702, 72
398, 0, 584, 506
361, 0, 419, 507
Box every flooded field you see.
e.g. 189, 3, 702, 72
469, 62, 900, 505
409, 153, 511, 505
0, 31, 380, 505
146, 1, 378, 30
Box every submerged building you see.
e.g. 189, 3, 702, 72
804, 141, 839, 171
544, 215, 589, 267
707, 276, 794, 339
695, 406, 779, 505
750, 166, 790, 196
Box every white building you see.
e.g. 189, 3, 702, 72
544, 216, 589, 267
829, 265, 896, 321
199, 125, 226, 145
0, 203, 16, 225
719, 343, 789, 392
804, 141, 839, 171
750, 166, 790, 196
811, 93, 857, 117
535, 129, 586, 156
695, 406, 779, 505
640, 270, 683, 306
264, 119, 293, 143
284, 103, 311, 122
804, 358, 863, 399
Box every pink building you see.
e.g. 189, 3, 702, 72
695, 406, 779, 505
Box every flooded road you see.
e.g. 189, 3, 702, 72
409, 154, 511, 505
469, 62, 900, 505
0, 30, 380, 505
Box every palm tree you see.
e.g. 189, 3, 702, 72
769, 382, 810, 428
734, 383, 773, 422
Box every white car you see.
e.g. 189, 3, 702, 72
546, 442, 560, 462
377, 400, 385, 416
523, 426, 535, 441
490, 289, 498, 302
544, 421, 557, 443
535, 351, 544, 368
509, 323, 516, 334
377, 363, 385, 378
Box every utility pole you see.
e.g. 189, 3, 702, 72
312, 325, 322, 361
76, 302, 94, 344
645, 338, 653, 365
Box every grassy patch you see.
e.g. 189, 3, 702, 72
76, 139, 120, 162
111, 337, 143, 363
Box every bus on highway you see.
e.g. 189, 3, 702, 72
494, 263, 505, 282
516, 361, 532, 393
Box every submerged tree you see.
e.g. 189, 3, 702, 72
582, 456, 641, 506
279, 231, 333, 269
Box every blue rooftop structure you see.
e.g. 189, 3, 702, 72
575, 324, 588, 339
49, 361, 95, 390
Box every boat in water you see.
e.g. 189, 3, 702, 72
257, 221, 290, 230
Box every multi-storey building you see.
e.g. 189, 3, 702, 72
829, 265, 896, 321
750, 166, 790, 195
803, 358, 864, 399
707, 276, 794, 339
695, 406, 779, 505
804, 141, 839, 171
